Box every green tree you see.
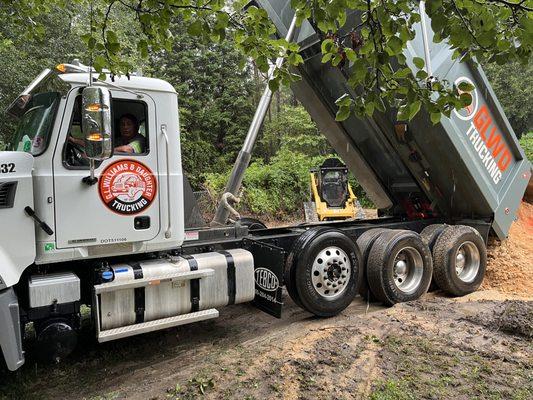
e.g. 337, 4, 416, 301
484, 61, 532, 138
257, 105, 331, 162
4, 0, 532, 123
151, 23, 256, 187
0, 4, 85, 144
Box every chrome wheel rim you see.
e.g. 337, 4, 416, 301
455, 241, 480, 283
311, 246, 351, 300
392, 247, 424, 294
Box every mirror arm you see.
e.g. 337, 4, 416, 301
82, 159, 98, 186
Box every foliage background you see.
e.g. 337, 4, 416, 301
0, 4, 530, 219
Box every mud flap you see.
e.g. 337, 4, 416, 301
242, 239, 285, 318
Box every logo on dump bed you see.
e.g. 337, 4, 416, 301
99, 160, 157, 215
453, 76, 478, 121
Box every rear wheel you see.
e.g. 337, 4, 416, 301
420, 224, 447, 251
367, 230, 433, 305
432, 225, 486, 296
356, 228, 391, 299
288, 228, 362, 317
420, 224, 447, 291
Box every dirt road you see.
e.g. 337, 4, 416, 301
1, 291, 530, 400
0, 204, 531, 400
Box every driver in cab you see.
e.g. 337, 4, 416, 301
67, 113, 146, 162
114, 114, 146, 154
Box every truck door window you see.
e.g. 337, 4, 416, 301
64, 97, 149, 167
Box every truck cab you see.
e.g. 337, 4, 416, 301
1, 65, 191, 370
2, 66, 185, 285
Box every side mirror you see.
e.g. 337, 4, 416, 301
82, 87, 112, 160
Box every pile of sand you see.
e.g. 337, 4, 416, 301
482, 201, 533, 297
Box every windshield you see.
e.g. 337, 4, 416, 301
8, 92, 60, 156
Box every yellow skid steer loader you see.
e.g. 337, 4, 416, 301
304, 158, 365, 222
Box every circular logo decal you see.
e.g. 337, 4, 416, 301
453, 76, 478, 121
99, 160, 157, 215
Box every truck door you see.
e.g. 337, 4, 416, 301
52, 90, 161, 249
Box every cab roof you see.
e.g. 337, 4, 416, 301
59, 73, 177, 94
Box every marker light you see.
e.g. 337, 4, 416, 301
56, 64, 67, 73
87, 132, 104, 141
85, 103, 109, 112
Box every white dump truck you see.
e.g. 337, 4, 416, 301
0, 1, 530, 371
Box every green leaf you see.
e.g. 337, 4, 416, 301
93, 55, 106, 72
408, 100, 422, 120
335, 106, 351, 121
335, 93, 353, 107
458, 81, 475, 92
416, 70, 428, 80
106, 30, 118, 44
268, 77, 280, 92
187, 20, 203, 36
345, 48, 356, 62
321, 38, 334, 54
331, 53, 343, 67
387, 36, 404, 55
364, 101, 375, 116
460, 92, 473, 107
321, 53, 333, 63
413, 57, 425, 69
430, 112, 441, 125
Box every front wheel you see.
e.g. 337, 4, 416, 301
290, 228, 362, 317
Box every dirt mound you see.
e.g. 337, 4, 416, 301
464, 300, 533, 338
482, 202, 533, 297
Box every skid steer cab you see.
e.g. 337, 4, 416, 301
305, 158, 364, 222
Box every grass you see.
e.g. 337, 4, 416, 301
370, 380, 416, 400
370, 333, 533, 400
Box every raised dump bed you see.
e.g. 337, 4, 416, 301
255, 0, 531, 239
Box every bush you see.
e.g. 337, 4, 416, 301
519, 132, 532, 161
205, 148, 374, 218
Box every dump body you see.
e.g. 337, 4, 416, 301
256, 1, 531, 239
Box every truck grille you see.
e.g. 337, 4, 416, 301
0, 181, 17, 209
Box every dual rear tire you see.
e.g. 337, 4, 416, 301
285, 224, 487, 316
366, 230, 433, 305
429, 225, 487, 296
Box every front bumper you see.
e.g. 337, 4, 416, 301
0, 288, 24, 371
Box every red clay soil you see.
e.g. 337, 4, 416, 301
482, 201, 533, 297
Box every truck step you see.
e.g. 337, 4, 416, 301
97, 308, 219, 342
94, 269, 215, 294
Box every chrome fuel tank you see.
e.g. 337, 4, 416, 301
97, 249, 255, 330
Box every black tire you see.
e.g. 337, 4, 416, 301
367, 230, 433, 305
432, 225, 487, 296
420, 224, 447, 251
285, 228, 325, 308
356, 228, 391, 299
290, 228, 362, 317
238, 217, 267, 231
420, 224, 447, 291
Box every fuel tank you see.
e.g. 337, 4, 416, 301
97, 249, 255, 330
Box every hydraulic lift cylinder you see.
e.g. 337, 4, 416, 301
212, 15, 299, 226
